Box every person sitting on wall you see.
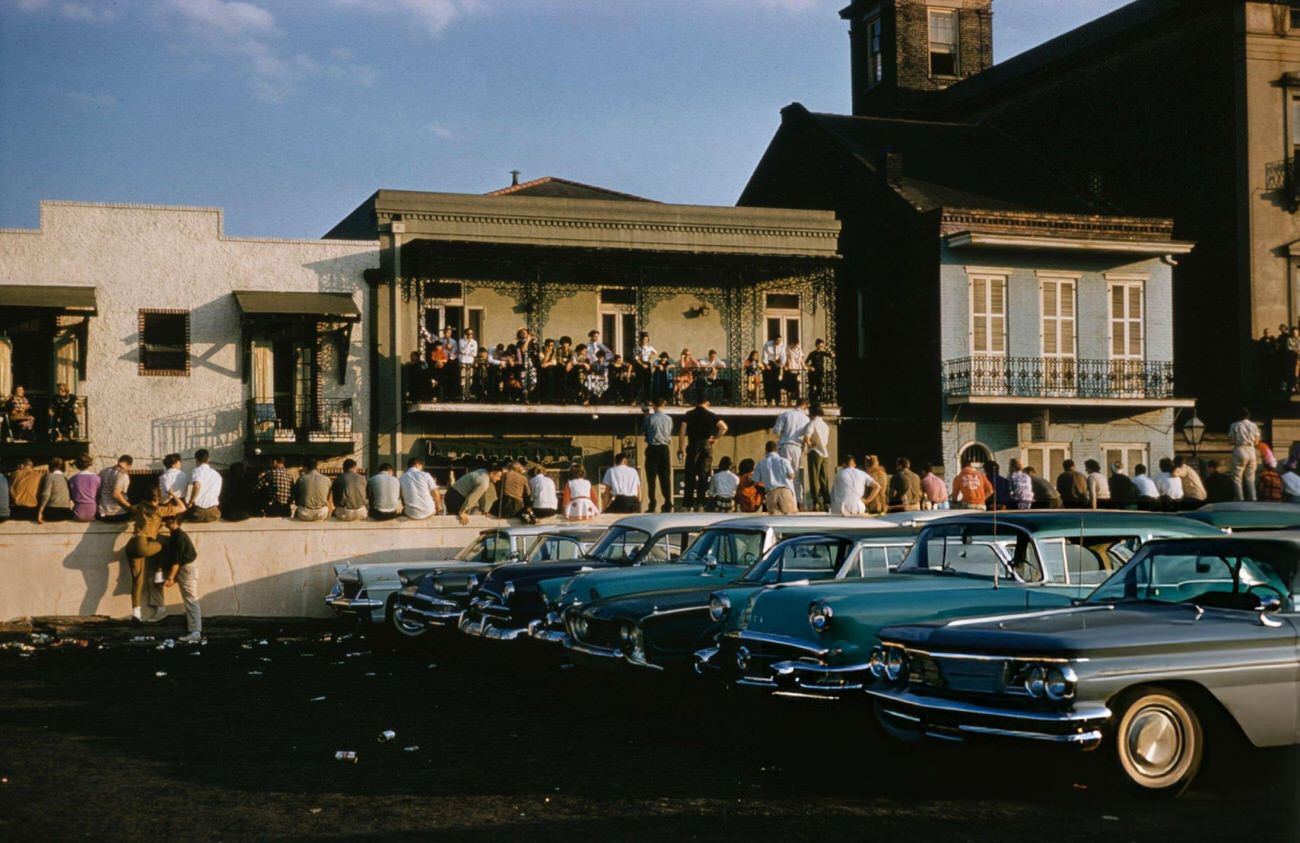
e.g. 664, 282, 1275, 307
252, 456, 293, 518
445, 462, 504, 526
293, 457, 333, 522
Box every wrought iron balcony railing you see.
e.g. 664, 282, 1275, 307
247, 397, 354, 445
1, 394, 90, 444
942, 356, 1176, 400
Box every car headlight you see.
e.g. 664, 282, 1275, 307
619, 624, 633, 644
868, 646, 886, 678
808, 600, 833, 634
628, 626, 644, 653
574, 616, 588, 638
1024, 664, 1046, 698
503, 581, 515, 600
433, 580, 445, 594
1044, 665, 1076, 701
708, 593, 731, 623
884, 646, 907, 681
735, 645, 751, 672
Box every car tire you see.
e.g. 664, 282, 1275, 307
1110, 686, 1203, 797
387, 599, 427, 640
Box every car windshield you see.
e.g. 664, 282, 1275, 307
742, 538, 852, 584
637, 530, 703, 565
1088, 546, 1296, 611
585, 527, 651, 563
455, 533, 516, 562
1035, 535, 1145, 586
896, 524, 1040, 583
526, 536, 584, 563
680, 529, 767, 566
844, 542, 912, 576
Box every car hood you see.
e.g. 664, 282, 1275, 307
481, 559, 616, 594
559, 563, 743, 606
880, 601, 1298, 656
398, 561, 493, 581
580, 581, 767, 623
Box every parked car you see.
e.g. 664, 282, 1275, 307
866, 533, 1300, 796
1180, 501, 1300, 532
698, 511, 1223, 698
389, 525, 606, 637
458, 513, 732, 642
530, 515, 895, 644
562, 526, 919, 671
325, 525, 587, 636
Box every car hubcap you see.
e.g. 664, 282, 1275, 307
1126, 706, 1182, 778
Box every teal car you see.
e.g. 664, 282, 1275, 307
1180, 501, 1300, 532
697, 511, 1224, 699
561, 527, 918, 672
529, 515, 894, 645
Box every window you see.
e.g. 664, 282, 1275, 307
969, 274, 1006, 355
1022, 443, 1070, 482
138, 309, 190, 376
598, 288, 637, 361
1108, 281, 1144, 360
1291, 95, 1300, 158
1101, 444, 1148, 476
1041, 277, 1076, 358
764, 293, 801, 347
928, 8, 959, 76
866, 16, 883, 86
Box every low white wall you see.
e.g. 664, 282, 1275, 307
0, 515, 622, 621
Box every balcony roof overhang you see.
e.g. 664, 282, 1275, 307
945, 231, 1195, 256
0, 284, 98, 315
947, 395, 1196, 409
233, 290, 360, 321
407, 402, 841, 419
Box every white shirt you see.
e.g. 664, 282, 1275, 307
1133, 473, 1159, 498
442, 337, 458, 358
586, 341, 612, 364
602, 464, 640, 497
1282, 470, 1300, 498
636, 343, 657, 364
701, 356, 726, 374
830, 466, 874, 516
529, 473, 558, 510
458, 338, 478, 365
1227, 418, 1261, 447
803, 417, 830, 458
189, 463, 222, 508
708, 470, 739, 498
159, 467, 188, 502
1154, 472, 1183, 500
784, 346, 804, 371
399, 469, 439, 519
761, 340, 786, 367
754, 452, 794, 490
772, 408, 810, 446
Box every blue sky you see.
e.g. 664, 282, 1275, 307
0, 0, 1131, 238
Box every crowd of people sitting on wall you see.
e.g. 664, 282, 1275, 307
405, 325, 835, 407
1258, 324, 1300, 392
1, 382, 81, 442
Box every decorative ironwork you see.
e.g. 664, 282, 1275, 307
247, 397, 354, 445
1266, 158, 1300, 213
942, 356, 1176, 400
0, 395, 89, 444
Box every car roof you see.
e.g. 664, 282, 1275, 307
922, 510, 1222, 535
606, 513, 739, 530
1180, 502, 1300, 528
772, 525, 920, 542
698, 515, 896, 529
476, 525, 605, 538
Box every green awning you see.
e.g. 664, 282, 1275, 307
233, 290, 360, 321
0, 285, 98, 314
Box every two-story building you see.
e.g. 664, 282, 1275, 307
0, 201, 378, 471
325, 178, 842, 494
740, 105, 1194, 480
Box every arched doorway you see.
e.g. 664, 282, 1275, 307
958, 441, 992, 471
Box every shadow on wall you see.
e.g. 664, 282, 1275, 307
151, 402, 244, 466
61, 524, 129, 616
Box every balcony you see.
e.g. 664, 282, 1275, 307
246, 397, 355, 457
0, 394, 91, 458
405, 363, 838, 416
942, 356, 1190, 408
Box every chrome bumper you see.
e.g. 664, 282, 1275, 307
768, 659, 871, 695
458, 613, 530, 641
326, 596, 384, 614
527, 616, 571, 646
394, 600, 462, 627
565, 640, 663, 671
866, 686, 1110, 747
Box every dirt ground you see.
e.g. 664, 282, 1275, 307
0, 617, 1296, 842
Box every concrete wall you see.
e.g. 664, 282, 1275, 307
0, 202, 380, 469
0, 514, 625, 622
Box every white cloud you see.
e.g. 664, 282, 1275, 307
330, 0, 484, 36
428, 124, 454, 139
67, 91, 119, 107
59, 3, 119, 22
162, 0, 277, 36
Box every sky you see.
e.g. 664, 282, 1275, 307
0, 0, 1132, 239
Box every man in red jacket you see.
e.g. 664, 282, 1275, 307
951, 457, 994, 510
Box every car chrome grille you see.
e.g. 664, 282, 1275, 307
909, 654, 1008, 694
340, 583, 361, 600
579, 618, 624, 650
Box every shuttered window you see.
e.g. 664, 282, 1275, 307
970, 275, 1006, 355
1041, 278, 1076, 358
1109, 282, 1144, 359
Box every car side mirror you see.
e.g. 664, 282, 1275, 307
705, 556, 718, 571
1070, 597, 1084, 607
1258, 595, 1283, 627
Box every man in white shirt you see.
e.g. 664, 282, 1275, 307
1227, 408, 1261, 501
398, 456, 440, 520
186, 449, 223, 522
829, 454, 879, 516
528, 467, 559, 519
753, 441, 796, 514
1154, 458, 1184, 504
772, 397, 810, 508
1132, 463, 1160, 505
158, 453, 188, 514
802, 405, 831, 510
761, 335, 786, 405
783, 340, 804, 401
633, 332, 657, 402
601, 452, 642, 513
367, 463, 402, 521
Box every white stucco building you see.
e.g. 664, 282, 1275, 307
0, 201, 379, 470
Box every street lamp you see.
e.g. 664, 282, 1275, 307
1182, 410, 1206, 460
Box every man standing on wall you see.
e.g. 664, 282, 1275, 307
185, 449, 222, 523
678, 397, 727, 512
802, 405, 831, 511
643, 399, 673, 512
761, 334, 786, 406
754, 440, 797, 515
1227, 408, 1261, 501
772, 397, 810, 508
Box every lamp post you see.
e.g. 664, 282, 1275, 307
1183, 410, 1206, 462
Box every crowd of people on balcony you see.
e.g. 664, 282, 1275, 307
1258, 324, 1300, 393
1, 382, 81, 442
405, 325, 835, 407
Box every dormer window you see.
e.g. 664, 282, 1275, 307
928, 8, 959, 77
